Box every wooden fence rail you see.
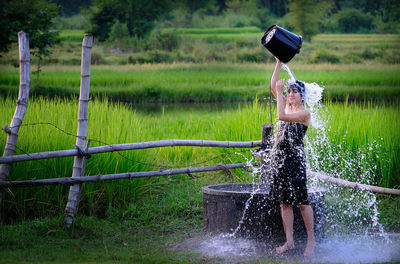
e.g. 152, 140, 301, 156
0, 139, 262, 164
0, 162, 257, 188
2, 163, 399, 196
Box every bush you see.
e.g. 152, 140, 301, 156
343, 53, 362, 64
373, 17, 399, 34
334, 8, 375, 33
128, 53, 148, 64
147, 50, 171, 63
380, 50, 400, 64
105, 20, 132, 49
237, 53, 263, 62
91, 51, 105, 64
311, 49, 340, 63
360, 48, 378, 60
52, 14, 88, 30
172, 51, 196, 63
108, 20, 130, 42
147, 30, 180, 52
222, 12, 253, 28
62, 58, 81, 65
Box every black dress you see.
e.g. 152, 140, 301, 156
270, 121, 309, 205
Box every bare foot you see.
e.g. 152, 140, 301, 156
275, 242, 295, 254
303, 240, 315, 257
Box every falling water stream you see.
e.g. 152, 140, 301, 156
175, 64, 400, 263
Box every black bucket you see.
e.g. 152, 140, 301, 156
261, 25, 303, 63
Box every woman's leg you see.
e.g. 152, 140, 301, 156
299, 204, 315, 257
276, 203, 295, 253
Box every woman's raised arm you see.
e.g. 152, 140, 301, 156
270, 58, 286, 105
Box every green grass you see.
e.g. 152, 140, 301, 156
165, 26, 262, 34
0, 216, 206, 263
1, 63, 399, 103
0, 97, 398, 222
59, 30, 86, 42
308, 101, 400, 187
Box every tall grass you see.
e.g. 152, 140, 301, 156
0, 97, 398, 222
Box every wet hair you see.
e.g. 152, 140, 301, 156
287, 80, 305, 103
287, 80, 305, 97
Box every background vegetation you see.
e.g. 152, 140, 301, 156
0, 1, 399, 263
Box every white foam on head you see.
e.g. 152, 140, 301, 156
281, 63, 324, 127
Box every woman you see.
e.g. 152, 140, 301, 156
269, 57, 315, 257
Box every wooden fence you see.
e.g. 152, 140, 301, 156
1, 32, 399, 227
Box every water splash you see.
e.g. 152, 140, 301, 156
281, 63, 297, 82
176, 64, 396, 263
198, 234, 266, 258
181, 233, 400, 263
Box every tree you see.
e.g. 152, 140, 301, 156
48, 0, 91, 16
287, 0, 333, 41
0, 0, 59, 53
335, 8, 374, 33
89, 0, 171, 41
0, 0, 59, 85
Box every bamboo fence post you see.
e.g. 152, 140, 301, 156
0, 32, 30, 206
65, 35, 93, 228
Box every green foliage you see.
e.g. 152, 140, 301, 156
89, 0, 170, 41
147, 30, 181, 52
52, 14, 89, 30
0, 0, 60, 86
311, 49, 340, 63
335, 8, 375, 33
0, 0, 60, 54
91, 51, 105, 65
287, 0, 334, 41
48, 0, 91, 16
108, 20, 130, 42
377, 195, 400, 231
88, 0, 125, 41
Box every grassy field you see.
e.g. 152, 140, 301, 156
0, 29, 399, 65
1, 63, 399, 103
0, 97, 399, 263
0, 97, 398, 222
0, 29, 399, 263
0, 215, 207, 264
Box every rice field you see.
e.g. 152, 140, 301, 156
0, 30, 399, 223
0, 97, 398, 221
0, 63, 399, 102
